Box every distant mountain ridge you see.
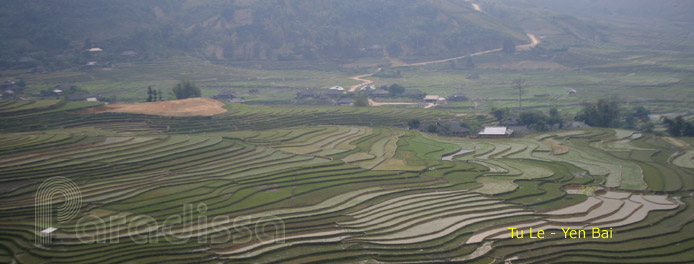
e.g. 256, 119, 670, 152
0, 0, 619, 67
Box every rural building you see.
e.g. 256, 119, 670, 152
86, 97, 98, 102
568, 88, 577, 97
337, 98, 354, 106
359, 85, 376, 91
324, 89, 343, 98
228, 98, 245, 103
213, 90, 237, 101
1, 81, 22, 93
478, 126, 513, 138
2, 89, 16, 99
423, 95, 441, 104
566, 121, 590, 129
500, 117, 519, 126
297, 89, 319, 98
370, 89, 389, 98
448, 93, 468, 101
121, 51, 138, 57
88, 47, 103, 52
55, 84, 71, 91
329, 86, 345, 91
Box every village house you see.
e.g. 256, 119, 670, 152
2, 89, 16, 99
323, 89, 343, 98
337, 98, 354, 106
369, 89, 389, 98
213, 90, 237, 102
477, 126, 513, 138
120, 51, 138, 57
329, 86, 345, 91
568, 88, 577, 97
500, 117, 520, 126
296, 89, 320, 98
423, 95, 441, 104
360, 84, 377, 92
2, 80, 22, 94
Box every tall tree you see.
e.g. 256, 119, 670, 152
465, 55, 475, 69
354, 92, 369, 107
172, 80, 201, 99
575, 99, 621, 127
146, 86, 153, 102
158, 88, 163, 101
490, 107, 510, 122
387, 84, 405, 96
408, 119, 421, 129
664, 116, 686, 137
502, 39, 516, 53
152, 89, 157, 102
548, 107, 563, 128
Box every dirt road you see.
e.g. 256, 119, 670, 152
348, 33, 540, 95
516, 33, 540, 51
348, 68, 379, 92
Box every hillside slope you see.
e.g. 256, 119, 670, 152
1, 0, 526, 65
0, 0, 638, 68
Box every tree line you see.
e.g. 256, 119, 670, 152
145, 80, 201, 102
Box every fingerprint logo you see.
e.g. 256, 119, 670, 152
35, 177, 82, 244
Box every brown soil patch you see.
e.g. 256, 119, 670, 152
79, 98, 227, 117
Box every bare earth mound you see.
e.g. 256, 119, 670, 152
80, 98, 227, 116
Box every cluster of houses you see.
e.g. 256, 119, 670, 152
415, 121, 514, 138
212, 90, 245, 103
296, 87, 354, 106
293, 85, 472, 107
0, 81, 105, 102
417, 119, 589, 139
1, 80, 23, 99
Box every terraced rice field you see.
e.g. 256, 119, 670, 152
0, 101, 692, 263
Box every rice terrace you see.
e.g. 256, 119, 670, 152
1, 0, 694, 263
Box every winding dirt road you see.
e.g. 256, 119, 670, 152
348, 69, 379, 92
348, 33, 540, 93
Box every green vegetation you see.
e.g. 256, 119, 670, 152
0, 0, 530, 67
171, 80, 201, 100
354, 92, 369, 107
663, 116, 694, 137
0, 117, 690, 263
0, 1, 693, 263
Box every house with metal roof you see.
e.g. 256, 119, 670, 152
478, 126, 513, 138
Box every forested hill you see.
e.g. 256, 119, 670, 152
0, 0, 609, 67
